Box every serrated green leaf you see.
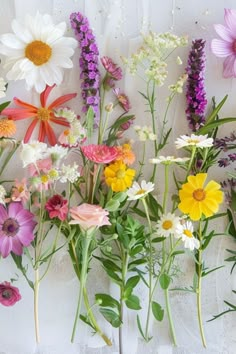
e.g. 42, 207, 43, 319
152, 301, 164, 321
125, 294, 141, 310
95, 293, 120, 309
159, 273, 171, 289
99, 308, 121, 327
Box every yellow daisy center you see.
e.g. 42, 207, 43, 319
25, 40, 52, 66
187, 138, 200, 144
183, 229, 193, 238
37, 108, 51, 121
41, 175, 49, 183
135, 189, 146, 195
0, 118, 16, 137
193, 188, 206, 201
116, 170, 126, 179
162, 220, 173, 230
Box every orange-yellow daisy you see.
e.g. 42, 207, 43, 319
104, 160, 135, 192
115, 143, 135, 165
0, 118, 16, 137
178, 173, 223, 221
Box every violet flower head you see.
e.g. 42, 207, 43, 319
211, 9, 236, 78
185, 39, 207, 131
70, 12, 100, 125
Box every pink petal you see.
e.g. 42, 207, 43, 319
211, 39, 233, 57
0, 206, 8, 222
16, 228, 34, 246
0, 236, 12, 258
11, 237, 23, 255
223, 55, 236, 77
224, 9, 236, 34
8, 202, 23, 218
214, 24, 234, 42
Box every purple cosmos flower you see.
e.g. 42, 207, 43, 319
0, 202, 36, 258
185, 39, 207, 131
211, 9, 236, 77
0, 281, 21, 307
70, 12, 100, 125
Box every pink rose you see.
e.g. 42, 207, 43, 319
45, 194, 69, 221
0, 282, 21, 307
69, 203, 111, 230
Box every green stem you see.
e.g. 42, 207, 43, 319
119, 250, 129, 354
185, 146, 197, 178
164, 288, 177, 346
0, 140, 20, 176
71, 233, 91, 343
98, 86, 106, 144
136, 142, 146, 180
197, 221, 207, 347
162, 164, 169, 213
34, 268, 40, 343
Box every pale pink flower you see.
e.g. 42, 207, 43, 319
81, 144, 119, 164
45, 195, 68, 221
11, 179, 30, 204
0, 282, 21, 307
211, 8, 236, 77
28, 158, 53, 177
113, 88, 131, 112
69, 203, 111, 230
101, 56, 122, 80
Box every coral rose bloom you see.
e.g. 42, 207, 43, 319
81, 144, 119, 164
0, 281, 21, 307
69, 203, 111, 230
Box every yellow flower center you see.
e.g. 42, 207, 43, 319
25, 40, 52, 66
18, 186, 24, 193
183, 229, 193, 238
135, 189, 146, 195
41, 175, 49, 183
37, 108, 51, 121
162, 220, 173, 230
187, 138, 200, 144
193, 188, 206, 201
116, 170, 126, 179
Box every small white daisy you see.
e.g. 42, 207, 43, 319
0, 12, 77, 93
176, 220, 200, 251
175, 134, 213, 149
126, 180, 155, 200
0, 77, 6, 98
149, 156, 190, 165
156, 213, 181, 238
60, 162, 80, 183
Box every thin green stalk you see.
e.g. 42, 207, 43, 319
119, 249, 129, 354
136, 142, 146, 180
196, 221, 207, 347
162, 164, 169, 213
0, 141, 20, 176
34, 268, 40, 343
71, 233, 91, 343
98, 85, 106, 144
185, 146, 197, 178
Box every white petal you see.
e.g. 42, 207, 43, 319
0, 33, 25, 49
12, 19, 33, 43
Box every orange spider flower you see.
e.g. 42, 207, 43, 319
2, 85, 77, 145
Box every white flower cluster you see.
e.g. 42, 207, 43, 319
134, 125, 157, 141
168, 73, 188, 95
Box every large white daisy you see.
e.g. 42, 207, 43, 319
156, 213, 181, 238
175, 134, 213, 149
176, 220, 200, 251
0, 12, 77, 93
126, 180, 155, 200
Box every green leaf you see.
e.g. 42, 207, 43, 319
159, 273, 171, 290
95, 293, 120, 309
105, 199, 120, 212
0, 101, 11, 113
137, 314, 146, 340
171, 250, 185, 257
112, 192, 127, 202
85, 106, 95, 139
105, 268, 122, 285
99, 308, 122, 327
129, 245, 144, 257
204, 95, 228, 125
125, 294, 141, 310
152, 236, 166, 243
227, 209, 236, 238
152, 301, 164, 321
198, 117, 236, 135
202, 265, 224, 277
125, 275, 140, 291
128, 258, 147, 270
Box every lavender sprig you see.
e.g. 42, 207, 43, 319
185, 39, 207, 131
70, 12, 100, 125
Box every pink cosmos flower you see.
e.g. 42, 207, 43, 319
101, 56, 122, 80
2, 85, 76, 145
0, 202, 36, 258
81, 144, 119, 164
11, 179, 30, 204
69, 203, 111, 230
45, 195, 69, 221
211, 9, 236, 77
0, 282, 21, 307
113, 88, 131, 112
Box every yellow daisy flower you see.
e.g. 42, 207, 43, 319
104, 160, 135, 192
0, 118, 16, 137
178, 173, 223, 221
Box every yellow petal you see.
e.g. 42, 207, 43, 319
187, 173, 207, 189
189, 202, 202, 221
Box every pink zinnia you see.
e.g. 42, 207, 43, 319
45, 195, 69, 221
101, 56, 122, 80
81, 144, 119, 164
211, 9, 236, 77
0, 202, 36, 258
0, 282, 21, 307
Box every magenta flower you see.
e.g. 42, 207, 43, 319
113, 88, 131, 112
81, 144, 119, 164
211, 9, 236, 77
0, 282, 21, 307
0, 202, 36, 258
69, 203, 111, 230
101, 56, 122, 81
45, 195, 69, 221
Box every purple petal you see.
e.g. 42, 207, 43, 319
214, 24, 234, 42
8, 202, 23, 218
211, 39, 233, 57
0, 236, 12, 258
12, 237, 23, 255
223, 55, 236, 77
15, 209, 35, 226
0, 206, 8, 223
16, 227, 34, 246
224, 9, 236, 34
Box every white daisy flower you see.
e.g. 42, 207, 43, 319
126, 180, 155, 200
20, 141, 49, 167
54, 108, 77, 123
149, 156, 190, 165
175, 134, 213, 149
0, 77, 6, 98
156, 213, 181, 238
0, 12, 77, 93
60, 162, 80, 183
176, 220, 200, 251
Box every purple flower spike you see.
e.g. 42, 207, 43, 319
185, 39, 207, 131
70, 12, 100, 125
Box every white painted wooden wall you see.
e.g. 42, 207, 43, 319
0, 1, 236, 353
